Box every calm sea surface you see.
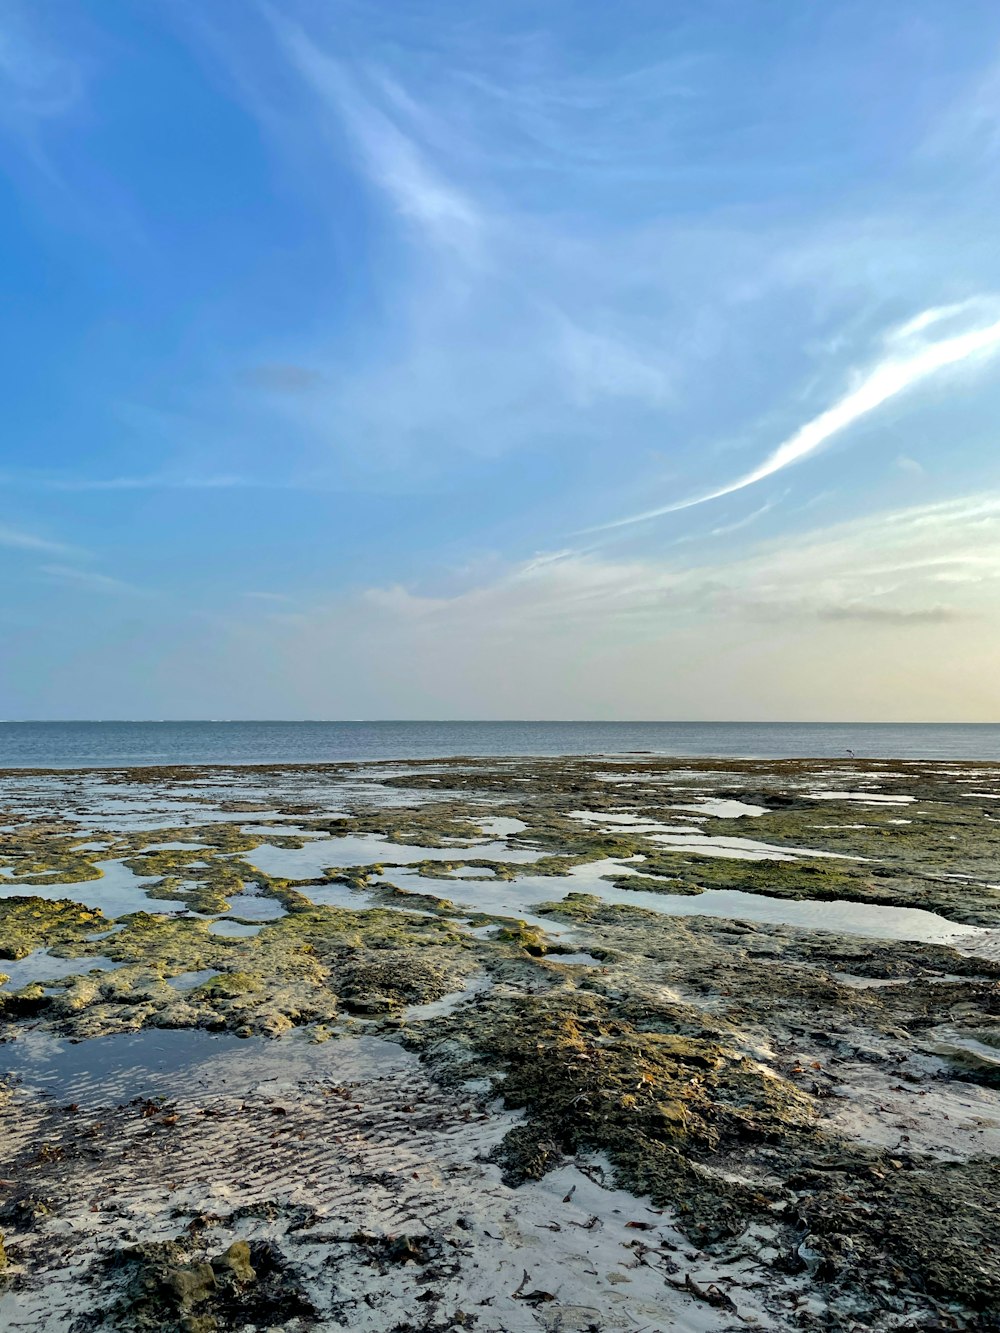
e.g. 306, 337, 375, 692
0, 721, 997, 768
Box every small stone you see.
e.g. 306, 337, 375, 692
165, 1261, 217, 1309
213, 1239, 256, 1284
181, 1317, 218, 1333
387, 1234, 428, 1264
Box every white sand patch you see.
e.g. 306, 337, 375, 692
830, 972, 909, 989
818, 1059, 1000, 1161
402, 973, 493, 1022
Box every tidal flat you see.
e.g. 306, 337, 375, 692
0, 755, 999, 1332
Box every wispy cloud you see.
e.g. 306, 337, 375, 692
0, 1, 89, 195
590, 302, 1000, 532
0, 5, 85, 126
269, 18, 483, 258
358, 493, 1000, 635
708, 496, 781, 538
39, 564, 141, 595
212, 492, 1000, 721
923, 55, 1000, 164
0, 521, 80, 556
1, 471, 269, 492
189, 4, 753, 485
816, 604, 963, 624
895, 454, 925, 478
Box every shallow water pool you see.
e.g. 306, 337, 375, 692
0, 858, 186, 917
385, 860, 984, 948
0, 1028, 413, 1106
0, 952, 121, 991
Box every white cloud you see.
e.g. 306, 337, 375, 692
40, 564, 141, 594
591, 302, 1000, 532
210, 493, 1000, 722
0, 521, 80, 556
359, 493, 1000, 634
270, 21, 483, 257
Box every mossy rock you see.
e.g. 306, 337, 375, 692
90, 1234, 316, 1331
0, 897, 107, 960
420, 991, 815, 1192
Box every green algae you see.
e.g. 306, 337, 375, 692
0, 822, 104, 887
86, 1233, 317, 1332
491, 922, 552, 955
405, 987, 815, 1218
7, 904, 478, 1038
0, 897, 107, 961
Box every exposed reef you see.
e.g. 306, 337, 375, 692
1, 754, 999, 1330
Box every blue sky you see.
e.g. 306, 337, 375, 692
2, 0, 1000, 719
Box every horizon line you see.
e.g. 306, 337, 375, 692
1, 719, 997, 727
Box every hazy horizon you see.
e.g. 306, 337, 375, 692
3, 718, 998, 726
3, 2, 999, 720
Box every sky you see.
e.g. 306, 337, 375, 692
2, 0, 1000, 721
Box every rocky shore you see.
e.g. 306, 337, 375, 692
1, 755, 998, 1331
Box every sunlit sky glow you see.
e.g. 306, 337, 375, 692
2, 1, 999, 720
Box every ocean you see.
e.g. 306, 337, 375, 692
0, 720, 997, 768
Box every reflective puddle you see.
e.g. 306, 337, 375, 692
247, 831, 545, 879
0, 859, 186, 917
0, 1028, 414, 1106
0, 952, 122, 992
385, 860, 986, 947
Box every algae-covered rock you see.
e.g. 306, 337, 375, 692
17, 900, 477, 1039
414, 990, 815, 1196
0, 822, 103, 887
0, 897, 107, 960
164, 1260, 217, 1308
791, 1156, 1000, 1313
212, 1239, 254, 1284
492, 921, 552, 955
91, 1234, 314, 1331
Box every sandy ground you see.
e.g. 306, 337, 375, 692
0, 1035, 789, 1332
